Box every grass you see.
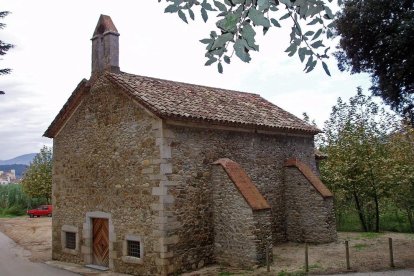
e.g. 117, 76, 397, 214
218, 272, 234, 276
337, 210, 413, 233
358, 232, 383, 239
308, 263, 322, 270
353, 243, 368, 251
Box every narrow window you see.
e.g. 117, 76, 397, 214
127, 240, 141, 258
65, 232, 76, 250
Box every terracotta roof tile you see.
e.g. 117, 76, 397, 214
105, 72, 320, 134
44, 72, 320, 138
285, 158, 333, 198
213, 158, 270, 211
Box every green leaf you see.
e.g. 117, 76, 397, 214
269, 5, 278, 11
224, 55, 231, 64
280, 13, 290, 20
218, 62, 223, 73
327, 29, 333, 39
178, 10, 188, 23
200, 38, 213, 44
322, 61, 331, 76
279, 0, 292, 7
258, 0, 270, 11
211, 33, 234, 49
188, 8, 195, 20
306, 60, 317, 73
271, 18, 281, 27
285, 43, 298, 57
298, 47, 307, 63
234, 39, 251, 62
201, 0, 216, 11
324, 6, 334, 19
205, 57, 218, 66
216, 13, 239, 32
164, 4, 179, 13
241, 24, 259, 51
248, 9, 270, 27
304, 31, 314, 36
311, 40, 324, 48
312, 29, 322, 40
305, 55, 314, 70
201, 8, 208, 22
263, 26, 269, 35
214, 0, 227, 12
307, 17, 320, 25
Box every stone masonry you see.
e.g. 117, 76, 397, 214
212, 164, 272, 267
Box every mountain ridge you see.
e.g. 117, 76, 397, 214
0, 153, 36, 166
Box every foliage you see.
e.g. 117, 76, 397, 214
0, 184, 47, 217
334, 0, 414, 123
0, 11, 13, 76
21, 146, 52, 204
0, 184, 28, 209
159, 0, 337, 74
386, 122, 414, 231
320, 87, 398, 232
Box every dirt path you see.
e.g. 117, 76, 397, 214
184, 232, 414, 275
0, 216, 52, 262
0, 217, 413, 275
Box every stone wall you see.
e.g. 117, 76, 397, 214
212, 165, 272, 267
52, 76, 335, 275
52, 77, 161, 275
284, 167, 337, 243
166, 124, 317, 272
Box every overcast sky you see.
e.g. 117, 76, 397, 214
0, 0, 372, 160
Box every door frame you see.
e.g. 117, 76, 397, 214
82, 211, 115, 269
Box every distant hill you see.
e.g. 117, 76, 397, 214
0, 153, 36, 166
0, 164, 28, 178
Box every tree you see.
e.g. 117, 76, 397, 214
387, 122, 414, 231
334, 0, 414, 123
320, 88, 398, 232
0, 11, 13, 76
21, 146, 52, 204
159, 0, 337, 75
0, 11, 14, 96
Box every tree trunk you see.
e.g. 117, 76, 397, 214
374, 192, 380, 232
354, 192, 368, 232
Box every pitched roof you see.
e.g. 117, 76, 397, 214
105, 72, 319, 133
93, 14, 119, 36
284, 158, 333, 198
213, 158, 270, 211
44, 71, 320, 138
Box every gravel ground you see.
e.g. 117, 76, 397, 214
1, 217, 413, 275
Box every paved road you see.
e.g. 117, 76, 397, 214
0, 230, 78, 276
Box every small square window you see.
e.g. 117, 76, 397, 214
65, 232, 76, 250
127, 240, 141, 258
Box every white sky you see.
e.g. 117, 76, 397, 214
0, 0, 372, 160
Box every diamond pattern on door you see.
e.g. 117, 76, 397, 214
92, 218, 109, 267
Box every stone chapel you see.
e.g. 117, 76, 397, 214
45, 14, 336, 276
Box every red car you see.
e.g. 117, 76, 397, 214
27, 205, 53, 218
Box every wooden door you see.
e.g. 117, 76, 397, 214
92, 218, 109, 267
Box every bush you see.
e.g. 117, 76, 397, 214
2, 205, 26, 216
